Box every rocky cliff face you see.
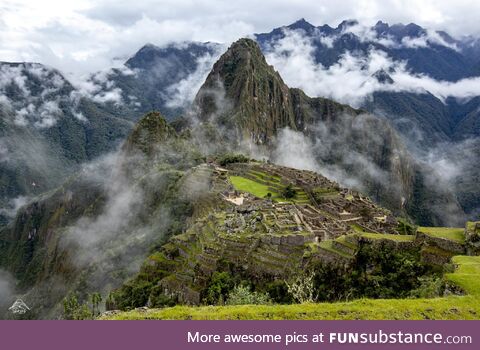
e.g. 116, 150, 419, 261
194, 39, 298, 143
193, 39, 359, 144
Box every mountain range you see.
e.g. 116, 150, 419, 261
1, 19, 479, 227
0, 19, 480, 318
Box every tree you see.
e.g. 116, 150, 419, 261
63, 293, 80, 320
397, 218, 416, 235
218, 153, 250, 166
203, 271, 234, 305
282, 184, 297, 199
63, 293, 93, 320
90, 292, 103, 317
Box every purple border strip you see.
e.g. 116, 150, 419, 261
0, 320, 477, 350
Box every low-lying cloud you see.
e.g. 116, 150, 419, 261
0, 196, 29, 219
264, 29, 480, 107
0, 270, 15, 317
165, 47, 224, 109
0, 61, 134, 130
271, 128, 319, 172
0, 63, 67, 128
341, 21, 459, 50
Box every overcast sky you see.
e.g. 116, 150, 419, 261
2, 0, 480, 77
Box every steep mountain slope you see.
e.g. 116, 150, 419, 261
0, 107, 470, 319
0, 63, 133, 226
447, 97, 480, 139
255, 19, 480, 141
0, 42, 223, 228
190, 38, 463, 226
364, 91, 453, 147
107, 161, 412, 309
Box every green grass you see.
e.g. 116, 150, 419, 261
351, 224, 415, 242
351, 224, 370, 233
229, 176, 279, 199
312, 187, 340, 199
249, 170, 281, 183
318, 240, 353, 259
418, 227, 465, 243
103, 296, 480, 320
445, 256, 480, 295
229, 175, 309, 203
101, 256, 480, 320
335, 235, 357, 250
358, 232, 415, 242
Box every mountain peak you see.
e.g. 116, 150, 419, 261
374, 20, 390, 34
227, 37, 263, 54
192, 37, 361, 146
388, 22, 426, 38
337, 19, 359, 31
195, 37, 273, 93
372, 69, 394, 84
193, 37, 295, 143
287, 18, 316, 31
126, 41, 216, 70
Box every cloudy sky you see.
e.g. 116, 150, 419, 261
1, 0, 480, 77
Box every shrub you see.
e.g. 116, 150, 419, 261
266, 280, 293, 304
226, 285, 271, 305
285, 270, 316, 303
409, 276, 444, 298
397, 218, 416, 235
218, 154, 250, 166
107, 279, 153, 311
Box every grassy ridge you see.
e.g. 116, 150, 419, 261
418, 227, 465, 243
102, 256, 480, 320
